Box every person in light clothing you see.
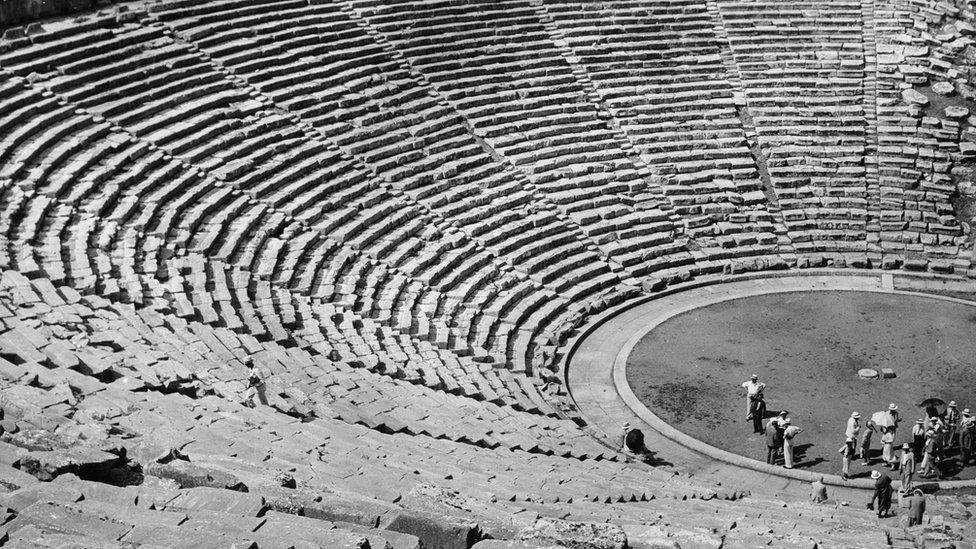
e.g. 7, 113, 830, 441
783, 418, 801, 469
944, 401, 960, 448
811, 477, 827, 503
880, 403, 901, 468
881, 426, 896, 469
839, 436, 856, 480
959, 409, 975, 466
846, 412, 861, 440
742, 374, 765, 419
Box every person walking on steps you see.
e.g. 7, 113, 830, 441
908, 489, 926, 527
783, 418, 801, 469
868, 470, 893, 518
839, 436, 856, 480
243, 363, 267, 408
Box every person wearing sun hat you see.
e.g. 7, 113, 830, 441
838, 436, 856, 480
782, 418, 801, 469
920, 429, 940, 478
846, 411, 861, 440
944, 401, 960, 448
960, 408, 975, 466
899, 442, 916, 492
908, 488, 926, 526
868, 469, 893, 518
742, 374, 765, 420
881, 403, 901, 468
912, 418, 926, 461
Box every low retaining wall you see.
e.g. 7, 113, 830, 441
1, 0, 93, 28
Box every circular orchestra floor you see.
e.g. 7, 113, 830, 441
626, 289, 976, 480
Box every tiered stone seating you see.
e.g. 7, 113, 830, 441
871, 0, 973, 274
2, 9, 645, 380
143, 0, 647, 370
2, 2, 976, 547
344, 0, 703, 278
716, 0, 873, 267
0, 29, 535, 386
540, 0, 789, 272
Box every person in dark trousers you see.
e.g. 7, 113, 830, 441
868, 470, 893, 518
907, 489, 926, 526
900, 443, 915, 493
750, 392, 766, 434
765, 418, 783, 465
860, 420, 876, 466
912, 419, 926, 461
959, 409, 975, 466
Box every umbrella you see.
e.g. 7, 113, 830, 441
917, 398, 945, 408
871, 411, 896, 429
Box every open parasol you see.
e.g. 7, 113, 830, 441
871, 410, 896, 429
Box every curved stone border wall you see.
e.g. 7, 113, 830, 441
564, 269, 976, 491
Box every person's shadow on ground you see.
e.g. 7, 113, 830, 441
792, 444, 825, 468
637, 450, 673, 467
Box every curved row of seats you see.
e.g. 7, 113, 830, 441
538, 0, 787, 268
0, 0, 975, 545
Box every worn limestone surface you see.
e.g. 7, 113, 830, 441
0, 0, 976, 547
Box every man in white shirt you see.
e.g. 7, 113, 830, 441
742, 374, 765, 419
846, 411, 861, 440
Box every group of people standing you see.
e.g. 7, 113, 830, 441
744, 375, 804, 468
840, 401, 976, 484
743, 376, 976, 483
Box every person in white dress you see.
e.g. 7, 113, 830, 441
783, 418, 801, 469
